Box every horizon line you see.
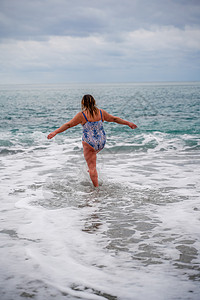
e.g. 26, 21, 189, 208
0, 80, 200, 86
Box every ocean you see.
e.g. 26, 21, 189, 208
0, 82, 200, 300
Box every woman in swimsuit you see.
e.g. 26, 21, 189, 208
47, 94, 137, 187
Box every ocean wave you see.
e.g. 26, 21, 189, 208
0, 148, 24, 156
0, 131, 199, 157
104, 132, 200, 154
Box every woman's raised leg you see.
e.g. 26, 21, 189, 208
82, 141, 98, 187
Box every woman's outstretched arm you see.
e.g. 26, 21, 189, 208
47, 112, 83, 139
102, 110, 137, 129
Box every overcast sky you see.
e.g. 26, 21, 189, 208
0, 0, 200, 84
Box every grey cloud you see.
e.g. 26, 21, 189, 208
0, 0, 200, 83
0, 0, 108, 39
0, 0, 200, 41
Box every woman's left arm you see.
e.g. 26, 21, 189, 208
47, 112, 82, 139
102, 110, 137, 129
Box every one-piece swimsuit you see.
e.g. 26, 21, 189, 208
82, 109, 106, 151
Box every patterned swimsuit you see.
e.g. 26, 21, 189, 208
82, 110, 106, 151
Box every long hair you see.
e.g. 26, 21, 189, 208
81, 94, 98, 117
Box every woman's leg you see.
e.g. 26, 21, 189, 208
82, 141, 98, 187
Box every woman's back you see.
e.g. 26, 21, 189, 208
82, 109, 106, 151
82, 108, 103, 123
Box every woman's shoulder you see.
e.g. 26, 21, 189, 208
82, 108, 102, 121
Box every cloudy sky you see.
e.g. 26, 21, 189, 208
0, 0, 200, 84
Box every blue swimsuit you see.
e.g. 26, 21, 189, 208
82, 110, 106, 151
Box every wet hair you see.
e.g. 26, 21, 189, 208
81, 94, 98, 117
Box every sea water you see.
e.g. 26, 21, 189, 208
0, 82, 200, 300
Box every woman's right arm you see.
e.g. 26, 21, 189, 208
47, 112, 83, 139
102, 110, 137, 129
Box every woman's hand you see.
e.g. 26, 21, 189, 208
128, 122, 137, 129
47, 131, 57, 139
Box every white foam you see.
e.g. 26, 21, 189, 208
1, 131, 200, 299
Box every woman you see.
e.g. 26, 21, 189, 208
47, 94, 137, 187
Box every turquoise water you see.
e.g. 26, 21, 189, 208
1, 82, 199, 149
0, 82, 200, 300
